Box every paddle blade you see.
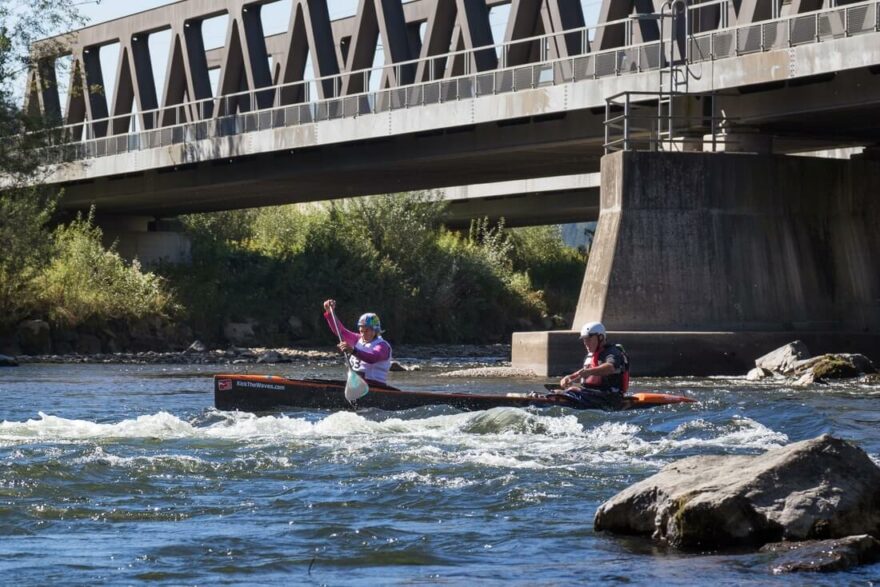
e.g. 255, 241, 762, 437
344, 369, 369, 403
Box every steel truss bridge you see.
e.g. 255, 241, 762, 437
22, 0, 880, 217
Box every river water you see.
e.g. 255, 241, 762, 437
1, 355, 878, 585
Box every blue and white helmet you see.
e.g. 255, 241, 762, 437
357, 313, 383, 333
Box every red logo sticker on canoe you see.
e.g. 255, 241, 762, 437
218, 379, 232, 391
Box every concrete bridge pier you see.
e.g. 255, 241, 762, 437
97, 215, 191, 266
513, 150, 880, 377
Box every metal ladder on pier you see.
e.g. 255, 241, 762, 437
604, 0, 723, 153
657, 0, 690, 150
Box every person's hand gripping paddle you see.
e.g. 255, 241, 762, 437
329, 305, 369, 403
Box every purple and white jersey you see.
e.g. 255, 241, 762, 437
324, 312, 393, 384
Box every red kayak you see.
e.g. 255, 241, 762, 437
214, 374, 697, 412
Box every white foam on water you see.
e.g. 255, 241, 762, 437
465, 451, 547, 469
0, 408, 790, 473
517, 490, 559, 503
381, 470, 477, 489
72, 445, 209, 470
0, 411, 193, 441
377, 417, 653, 471
656, 416, 789, 452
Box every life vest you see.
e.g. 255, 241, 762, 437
581, 343, 630, 392
348, 336, 392, 384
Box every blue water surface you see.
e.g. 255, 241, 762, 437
0, 358, 878, 585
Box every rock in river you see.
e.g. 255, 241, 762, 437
748, 341, 876, 384
761, 534, 880, 574
755, 340, 811, 374
594, 435, 880, 549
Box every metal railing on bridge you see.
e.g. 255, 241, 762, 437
689, 0, 878, 60
604, 91, 727, 153
30, 0, 880, 165
605, 0, 878, 153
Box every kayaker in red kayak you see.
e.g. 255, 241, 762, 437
323, 299, 393, 385
556, 322, 630, 409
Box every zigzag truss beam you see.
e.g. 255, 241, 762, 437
27, 0, 796, 138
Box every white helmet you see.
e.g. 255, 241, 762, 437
579, 321, 606, 339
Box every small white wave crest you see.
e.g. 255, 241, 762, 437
659, 416, 789, 451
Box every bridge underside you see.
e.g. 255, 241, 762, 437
59, 109, 606, 218
441, 173, 600, 228
55, 72, 880, 243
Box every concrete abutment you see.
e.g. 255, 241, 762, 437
98, 215, 191, 266
514, 151, 880, 376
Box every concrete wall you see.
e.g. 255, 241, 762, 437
574, 151, 880, 333
100, 216, 192, 265
112, 232, 192, 266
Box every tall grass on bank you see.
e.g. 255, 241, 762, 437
36, 211, 176, 327
169, 192, 585, 344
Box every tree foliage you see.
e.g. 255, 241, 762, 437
507, 225, 587, 314
0, 187, 55, 327
0, 1, 83, 330
169, 194, 585, 345
0, 0, 83, 177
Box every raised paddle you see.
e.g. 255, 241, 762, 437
328, 305, 369, 403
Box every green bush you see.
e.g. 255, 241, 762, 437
249, 204, 318, 258
37, 210, 176, 327
508, 225, 586, 317
180, 208, 260, 245
164, 193, 584, 345
1, 191, 583, 346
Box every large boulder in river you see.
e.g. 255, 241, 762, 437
594, 435, 880, 549
754, 341, 811, 374
791, 353, 876, 384
0, 354, 17, 367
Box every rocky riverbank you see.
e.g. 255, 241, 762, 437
4, 342, 512, 367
